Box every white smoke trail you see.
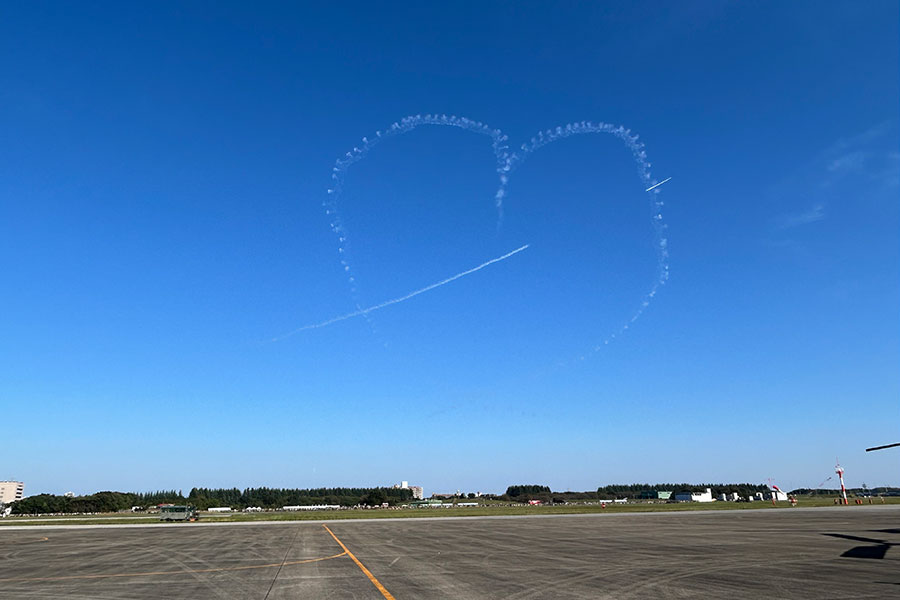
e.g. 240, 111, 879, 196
271, 244, 529, 341
501, 121, 670, 348
324, 115, 509, 333
320, 114, 670, 353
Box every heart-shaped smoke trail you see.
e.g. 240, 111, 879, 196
504, 120, 670, 347
274, 114, 669, 351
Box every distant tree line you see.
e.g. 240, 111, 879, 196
505, 485, 551, 497
497, 483, 776, 503
598, 483, 770, 499
15, 483, 896, 514
11, 487, 412, 514
499, 483, 900, 503
187, 486, 412, 509
11, 490, 185, 515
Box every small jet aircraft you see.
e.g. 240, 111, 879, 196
645, 177, 672, 192
866, 442, 900, 452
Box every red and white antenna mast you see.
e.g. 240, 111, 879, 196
835, 459, 848, 505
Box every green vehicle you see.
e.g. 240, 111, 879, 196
159, 505, 199, 522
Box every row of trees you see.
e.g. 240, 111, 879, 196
505, 485, 551, 497
598, 483, 770, 499
17, 483, 895, 514
10, 491, 170, 515
501, 483, 900, 502
187, 486, 412, 509
11, 487, 413, 514
498, 483, 774, 503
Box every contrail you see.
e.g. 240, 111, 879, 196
644, 176, 672, 192
271, 244, 530, 341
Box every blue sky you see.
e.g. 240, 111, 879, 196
1, 2, 897, 496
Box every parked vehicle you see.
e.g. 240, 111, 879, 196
159, 505, 198, 522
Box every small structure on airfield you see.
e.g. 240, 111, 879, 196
674, 488, 714, 502
159, 505, 198, 521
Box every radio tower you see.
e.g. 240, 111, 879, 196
835, 459, 848, 505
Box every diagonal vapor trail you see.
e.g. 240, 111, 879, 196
271, 244, 530, 341
644, 176, 672, 192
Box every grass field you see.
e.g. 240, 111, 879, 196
3, 496, 897, 526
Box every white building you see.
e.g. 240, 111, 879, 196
674, 488, 714, 502
207, 507, 232, 512
0, 481, 24, 504
769, 490, 788, 501
393, 481, 424, 500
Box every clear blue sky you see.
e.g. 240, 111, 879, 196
2, 2, 897, 496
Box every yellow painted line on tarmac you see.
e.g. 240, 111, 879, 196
322, 524, 396, 600
0, 551, 347, 583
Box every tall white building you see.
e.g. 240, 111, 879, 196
0, 481, 24, 503
393, 481, 424, 500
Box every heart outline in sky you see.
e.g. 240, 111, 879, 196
305, 114, 669, 350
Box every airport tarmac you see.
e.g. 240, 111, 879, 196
1, 506, 897, 599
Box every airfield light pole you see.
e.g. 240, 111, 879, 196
835, 460, 848, 505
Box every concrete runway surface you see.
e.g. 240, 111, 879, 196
1, 506, 897, 599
